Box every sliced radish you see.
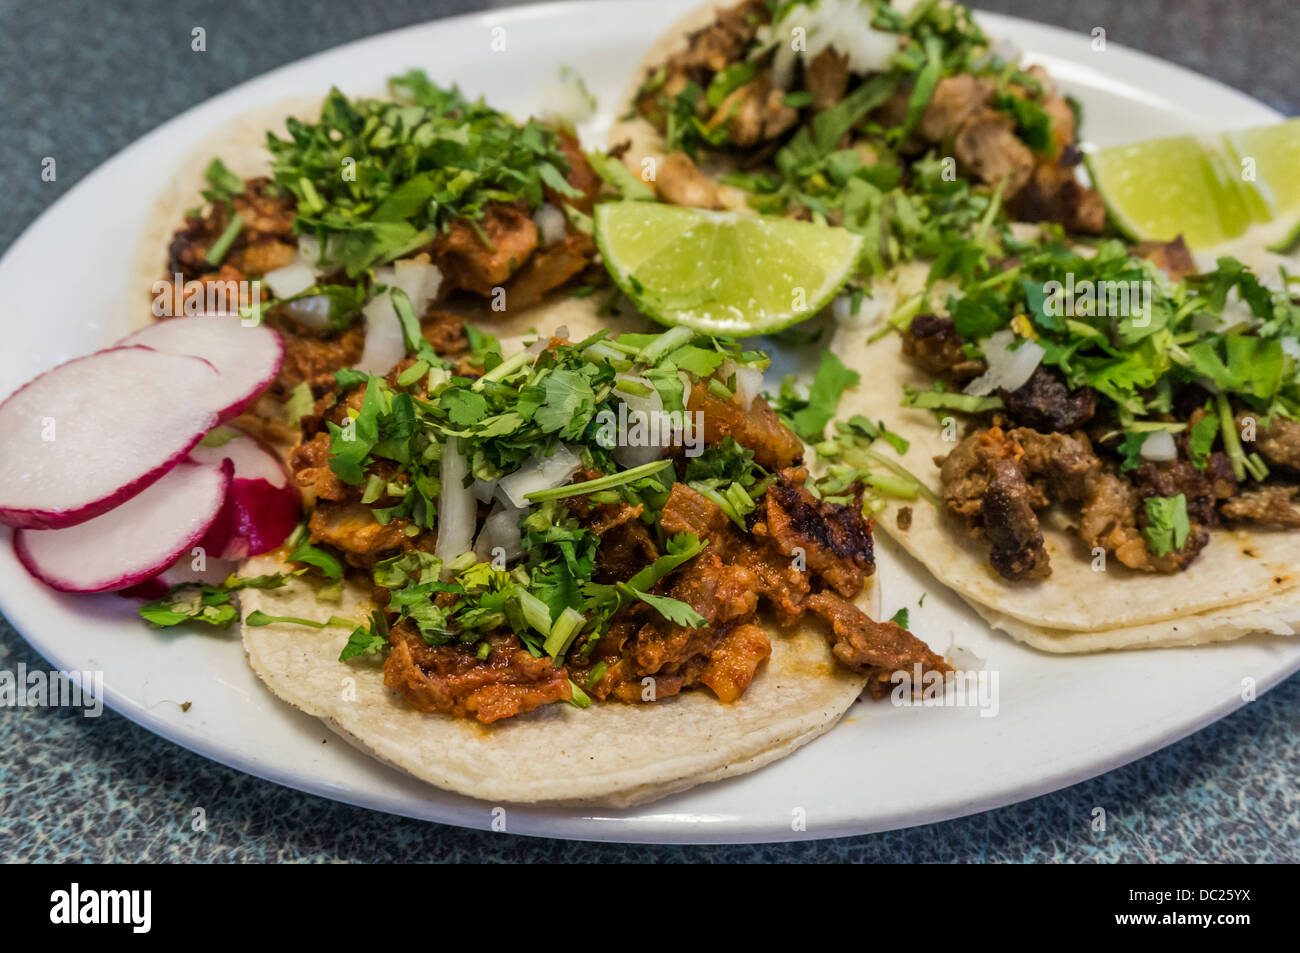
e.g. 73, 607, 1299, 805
191, 431, 301, 559
14, 458, 233, 593
116, 549, 241, 601
0, 347, 224, 529
116, 315, 284, 420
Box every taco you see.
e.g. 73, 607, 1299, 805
238, 320, 946, 806
611, 0, 1102, 235
125, 72, 947, 806
136, 70, 618, 450
825, 242, 1300, 650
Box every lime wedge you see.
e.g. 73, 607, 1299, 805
594, 202, 863, 335
1087, 118, 1300, 249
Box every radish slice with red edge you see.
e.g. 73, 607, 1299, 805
15, 458, 233, 593
191, 430, 301, 559
116, 315, 284, 421
0, 347, 223, 529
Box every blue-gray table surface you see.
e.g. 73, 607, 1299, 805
2, 0, 1297, 863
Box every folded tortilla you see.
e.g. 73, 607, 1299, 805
831, 310, 1300, 647
240, 552, 877, 807
607, 1, 755, 212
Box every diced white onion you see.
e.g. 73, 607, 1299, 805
540, 67, 596, 126
279, 294, 333, 333
296, 233, 322, 265
733, 366, 764, 409
770, 0, 901, 88
497, 445, 582, 508
393, 258, 443, 313
472, 478, 499, 504
435, 437, 476, 567
473, 501, 526, 564
534, 203, 568, 247
965, 329, 1046, 396
719, 363, 764, 409
263, 261, 316, 300
611, 375, 670, 467
357, 291, 406, 376
1139, 430, 1178, 463
833, 287, 892, 328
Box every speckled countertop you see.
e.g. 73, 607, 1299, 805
2, 0, 1297, 862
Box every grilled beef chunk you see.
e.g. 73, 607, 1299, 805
1005, 160, 1105, 234
982, 457, 1051, 580
940, 422, 1225, 577
1221, 485, 1300, 528
1010, 427, 1101, 501
1130, 237, 1197, 281
940, 427, 1052, 581
902, 314, 986, 383
1000, 366, 1097, 432
1241, 413, 1300, 472
805, 48, 850, 112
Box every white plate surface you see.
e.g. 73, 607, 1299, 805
1, 1, 1295, 843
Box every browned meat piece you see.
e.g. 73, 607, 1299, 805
435, 202, 539, 295
167, 177, 297, 281
421, 309, 468, 359
805, 591, 949, 698
1130, 237, 1197, 282
1079, 469, 1207, 573
1241, 413, 1300, 470
596, 518, 660, 578
1079, 470, 1148, 568
1010, 427, 1101, 502
550, 132, 602, 214
687, 382, 805, 470
290, 431, 347, 503
677, 0, 766, 74
1132, 459, 1220, 527
940, 428, 1045, 521
763, 476, 875, 598
901, 314, 986, 383
700, 624, 771, 703
660, 482, 733, 542
1006, 160, 1106, 234
1000, 366, 1097, 433
655, 152, 725, 210
805, 48, 849, 111
954, 111, 1036, 196
307, 501, 408, 567
714, 74, 799, 147
500, 228, 595, 310
940, 426, 1101, 579
275, 325, 365, 392
1221, 485, 1300, 528
919, 75, 995, 142
384, 626, 571, 724
1040, 94, 1078, 160
633, 0, 768, 127
982, 456, 1051, 580
229, 239, 297, 277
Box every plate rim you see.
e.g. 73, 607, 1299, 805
0, 0, 1294, 845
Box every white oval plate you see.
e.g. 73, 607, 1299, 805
2, 1, 1296, 844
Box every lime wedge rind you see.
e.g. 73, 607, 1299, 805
1089, 118, 1300, 250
